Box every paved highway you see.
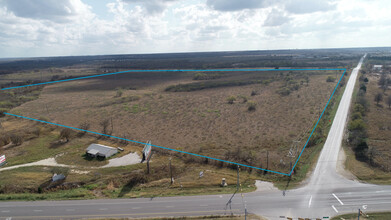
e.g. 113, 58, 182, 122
1, 55, 391, 220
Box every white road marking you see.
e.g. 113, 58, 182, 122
131, 207, 140, 210
99, 208, 108, 211
333, 193, 344, 205
332, 205, 338, 213
308, 195, 312, 207
66, 209, 75, 212
33, 210, 42, 212
1, 210, 10, 213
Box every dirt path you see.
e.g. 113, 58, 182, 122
255, 180, 279, 192
0, 158, 72, 172
102, 152, 141, 168
0, 152, 141, 172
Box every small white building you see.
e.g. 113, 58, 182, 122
86, 144, 118, 158
373, 65, 383, 72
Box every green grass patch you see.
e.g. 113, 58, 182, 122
0, 188, 94, 201
332, 212, 391, 220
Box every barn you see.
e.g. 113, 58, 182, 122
86, 144, 118, 158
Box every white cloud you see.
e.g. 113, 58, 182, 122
121, 0, 178, 15
264, 9, 290, 26
284, 0, 337, 14
1, 0, 92, 23
0, 0, 390, 58
206, 0, 267, 11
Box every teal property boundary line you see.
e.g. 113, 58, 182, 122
1, 68, 347, 176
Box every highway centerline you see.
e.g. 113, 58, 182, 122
332, 193, 344, 205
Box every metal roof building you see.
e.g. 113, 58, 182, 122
86, 144, 118, 158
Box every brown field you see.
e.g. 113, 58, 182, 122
7, 70, 343, 174
364, 75, 391, 171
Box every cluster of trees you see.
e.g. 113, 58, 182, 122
193, 72, 222, 80
276, 73, 307, 96
226, 94, 257, 111
348, 75, 370, 162
378, 74, 390, 91
165, 79, 267, 92
0, 86, 43, 118
375, 74, 391, 108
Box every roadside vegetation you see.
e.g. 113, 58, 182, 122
332, 212, 391, 220
87, 214, 266, 220
344, 55, 391, 184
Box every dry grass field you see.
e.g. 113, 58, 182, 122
365, 75, 391, 171
8, 70, 343, 174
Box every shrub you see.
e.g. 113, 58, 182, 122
247, 101, 257, 111
60, 128, 71, 142
0, 133, 10, 146
348, 119, 366, 131
277, 87, 290, 96
326, 76, 336, 82
351, 112, 362, 120
353, 104, 366, 116
374, 93, 383, 105
115, 88, 123, 97
355, 141, 369, 162
363, 77, 369, 83
251, 90, 257, 96
10, 134, 23, 146
356, 96, 369, 111
359, 83, 366, 93
100, 118, 112, 135
238, 95, 248, 103
339, 77, 346, 87
227, 96, 236, 104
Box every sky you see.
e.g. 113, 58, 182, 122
0, 0, 390, 58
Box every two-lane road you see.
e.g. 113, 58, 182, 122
2, 55, 391, 220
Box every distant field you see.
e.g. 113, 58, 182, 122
8, 69, 344, 174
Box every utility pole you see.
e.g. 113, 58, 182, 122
264, 151, 269, 175
358, 208, 360, 220
169, 157, 173, 185
237, 165, 240, 191
110, 117, 114, 135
